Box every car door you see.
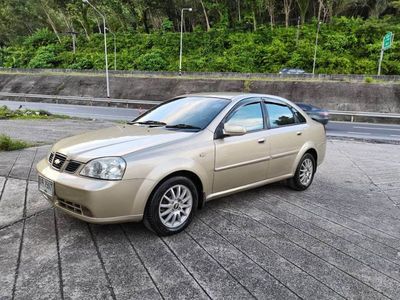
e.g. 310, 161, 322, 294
264, 100, 307, 179
213, 99, 270, 193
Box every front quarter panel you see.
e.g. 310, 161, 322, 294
123, 131, 215, 197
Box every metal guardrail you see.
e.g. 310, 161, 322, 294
1, 92, 399, 122
0, 92, 160, 106
329, 110, 400, 122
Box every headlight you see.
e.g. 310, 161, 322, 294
80, 157, 126, 180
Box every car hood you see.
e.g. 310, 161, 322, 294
52, 125, 195, 162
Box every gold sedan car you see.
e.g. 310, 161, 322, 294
37, 93, 326, 235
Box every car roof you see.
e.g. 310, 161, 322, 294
177, 93, 292, 105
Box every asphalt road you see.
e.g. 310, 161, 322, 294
326, 122, 400, 142
2, 100, 400, 142
1, 100, 143, 121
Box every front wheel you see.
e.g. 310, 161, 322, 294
288, 153, 316, 191
144, 176, 198, 236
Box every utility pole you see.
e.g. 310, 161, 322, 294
179, 8, 192, 76
83, 0, 110, 98
296, 16, 300, 46
312, 21, 322, 77
106, 27, 117, 71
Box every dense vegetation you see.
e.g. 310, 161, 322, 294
0, 0, 399, 74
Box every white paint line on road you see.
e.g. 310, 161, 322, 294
353, 126, 400, 131
347, 132, 371, 135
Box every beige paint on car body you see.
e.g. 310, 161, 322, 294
37, 93, 326, 228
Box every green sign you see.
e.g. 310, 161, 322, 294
383, 32, 393, 50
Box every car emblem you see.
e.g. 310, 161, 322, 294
54, 159, 61, 165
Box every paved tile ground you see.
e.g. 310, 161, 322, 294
1, 121, 400, 299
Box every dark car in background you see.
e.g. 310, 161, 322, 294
296, 103, 329, 125
279, 68, 306, 75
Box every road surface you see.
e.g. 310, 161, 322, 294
326, 122, 400, 142
1, 100, 143, 121
2, 100, 400, 142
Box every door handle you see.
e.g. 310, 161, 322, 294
296, 132, 302, 136
258, 138, 265, 144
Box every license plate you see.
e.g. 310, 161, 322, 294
38, 175, 54, 197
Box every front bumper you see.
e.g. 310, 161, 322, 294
36, 159, 154, 224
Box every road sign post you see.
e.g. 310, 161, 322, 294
378, 32, 394, 75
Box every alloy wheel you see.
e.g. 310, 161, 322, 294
158, 184, 193, 229
299, 158, 313, 186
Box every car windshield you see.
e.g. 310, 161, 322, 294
131, 96, 230, 130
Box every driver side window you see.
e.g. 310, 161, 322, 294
225, 103, 264, 132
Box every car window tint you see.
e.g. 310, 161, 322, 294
265, 103, 296, 128
292, 107, 307, 123
225, 103, 264, 132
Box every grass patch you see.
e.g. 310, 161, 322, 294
0, 134, 32, 151
0, 105, 70, 120
364, 77, 374, 83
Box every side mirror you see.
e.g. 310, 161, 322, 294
223, 124, 247, 136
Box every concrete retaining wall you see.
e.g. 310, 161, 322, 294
0, 72, 399, 113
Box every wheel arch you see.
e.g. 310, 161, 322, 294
304, 148, 318, 171
291, 143, 319, 175
145, 170, 205, 212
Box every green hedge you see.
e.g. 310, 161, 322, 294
1, 17, 399, 75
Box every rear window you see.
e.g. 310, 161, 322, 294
265, 103, 296, 128
292, 107, 307, 123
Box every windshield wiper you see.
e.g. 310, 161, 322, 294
165, 123, 201, 130
129, 120, 167, 126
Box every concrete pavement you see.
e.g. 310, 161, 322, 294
1, 120, 400, 299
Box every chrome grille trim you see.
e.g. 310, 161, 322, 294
48, 152, 54, 164
52, 153, 67, 170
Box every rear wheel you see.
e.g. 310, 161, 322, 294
288, 153, 316, 191
144, 176, 198, 236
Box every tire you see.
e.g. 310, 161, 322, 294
288, 153, 316, 191
144, 176, 198, 236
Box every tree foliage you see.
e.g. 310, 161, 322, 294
0, 0, 399, 74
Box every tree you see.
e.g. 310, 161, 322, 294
283, 0, 294, 27
265, 0, 276, 28
200, 0, 211, 31
297, 0, 310, 24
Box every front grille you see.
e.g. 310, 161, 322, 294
58, 199, 83, 215
48, 152, 54, 163
65, 161, 81, 173
52, 153, 67, 170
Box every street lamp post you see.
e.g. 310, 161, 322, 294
179, 8, 192, 76
83, 0, 110, 98
106, 27, 117, 71
312, 21, 322, 77
296, 16, 300, 46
